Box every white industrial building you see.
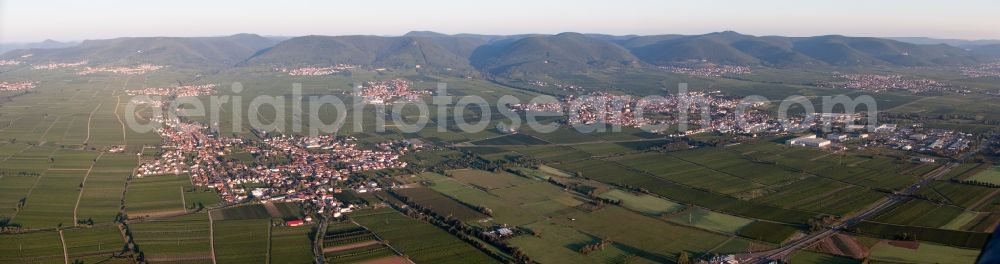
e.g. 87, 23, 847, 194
787, 134, 832, 148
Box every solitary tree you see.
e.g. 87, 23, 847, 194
677, 251, 690, 264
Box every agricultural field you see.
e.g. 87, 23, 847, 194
873, 200, 966, 229
447, 168, 535, 190
550, 158, 817, 224
404, 171, 753, 263
325, 243, 397, 263
351, 208, 499, 264
917, 181, 999, 210
268, 202, 306, 220
609, 152, 765, 195
0, 230, 65, 263
569, 142, 636, 156
736, 221, 801, 244
213, 218, 270, 264
75, 153, 138, 224
324, 221, 378, 249
852, 221, 990, 249
470, 133, 548, 145
13, 170, 88, 228
666, 208, 754, 234
130, 213, 213, 262
598, 189, 684, 215
126, 174, 220, 218
269, 225, 314, 264
966, 165, 1000, 185
63, 225, 125, 262
508, 221, 646, 264
211, 204, 272, 220
868, 241, 980, 264
501, 145, 591, 163
392, 187, 489, 222
938, 163, 989, 181
788, 250, 858, 264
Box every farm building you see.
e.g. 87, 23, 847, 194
286, 219, 305, 227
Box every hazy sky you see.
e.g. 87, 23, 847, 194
1, 0, 998, 42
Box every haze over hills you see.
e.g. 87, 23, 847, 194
626, 31, 987, 67
888, 37, 1000, 48
245, 34, 487, 71
971, 44, 1000, 57
2, 34, 279, 68
470, 32, 641, 76
3, 31, 998, 75
0, 39, 78, 53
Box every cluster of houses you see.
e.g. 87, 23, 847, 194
126, 84, 217, 97
829, 74, 962, 93
136, 107, 418, 212
357, 79, 429, 104
0, 60, 22, 66
31, 61, 87, 70
274, 64, 357, 76
108, 145, 127, 153
128, 97, 165, 107
0, 81, 36, 92
659, 64, 751, 77
959, 62, 1000, 78
512, 91, 774, 134
76, 64, 165, 75
527, 80, 586, 92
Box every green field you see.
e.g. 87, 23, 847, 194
14, 170, 87, 228
736, 221, 800, 244
211, 204, 272, 220
788, 250, 859, 264
63, 226, 125, 262
598, 189, 684, 215
667, 208, 754, 234
393, 187, 490, 222
76, 154, 137, 224
351, 208, 499, 264
852, 221, 989, 249
509, 221, 643, 264
126, 174, 220, 218
966, 165, 1000, 185
447, 169, 535, 190
873, 200, 966, 229
269, 225, 314, 264
214, 219, 270, 264
0, 231, 65, 263
131, 213, 213, 261
869, 241, 980, 264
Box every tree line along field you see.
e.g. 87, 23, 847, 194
350, 207, 498, 264
543, 139, 951, 224
321, 220, 407, 264
396, 171, 771, 263
479, 136, 996, 258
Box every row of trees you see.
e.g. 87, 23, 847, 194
386, 190, 533, 263
577, 239, 613, 255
